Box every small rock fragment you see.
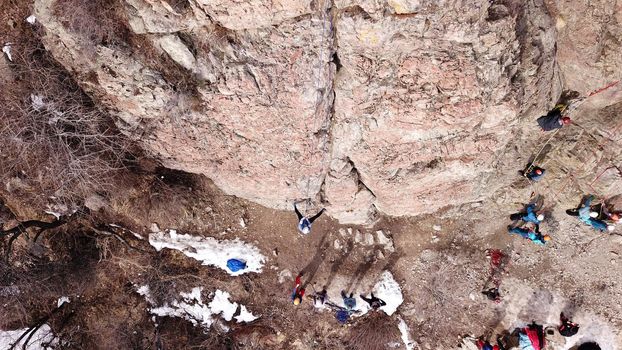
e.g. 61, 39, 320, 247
150, 223, 161, 233
334, 239, 342, 250
354, 230, 362, 243
364, 232, 375, 246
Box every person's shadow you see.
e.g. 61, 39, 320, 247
301, 232, 331, 289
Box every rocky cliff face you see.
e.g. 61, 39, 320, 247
33, 0, 621, 224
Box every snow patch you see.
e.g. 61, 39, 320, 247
209, 290, 238, 321
30, 94, 45, 111
235, 305, 258, 323
2, 44, 12, 62
149, 230, 266, 276
373, 271, 403, 316
398, 316, 416, 350
0, 325, 57, 350
26, 15, 36, 24
57, 296, 70, 307
137, 286, 258, 331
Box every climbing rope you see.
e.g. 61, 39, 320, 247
523, 81, 621, 200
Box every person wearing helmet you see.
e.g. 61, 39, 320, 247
294, 203, 325, 235
510, 203, 545, 233
291, 273, 306, 305
508, 225, 551, 245
537, 104, 571, 131
574, 195, 609, 232
524, 166, 546, 181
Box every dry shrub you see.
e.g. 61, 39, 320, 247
0, 32, 134, 210
345, 312, 401, 350
52, 0, 130, 47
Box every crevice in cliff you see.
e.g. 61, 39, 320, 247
317, 0, 338, 205
348, 158, 377, 199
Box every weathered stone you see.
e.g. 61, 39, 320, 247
32, 0, 622, 224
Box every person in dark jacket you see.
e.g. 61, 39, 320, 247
360, 292, 386, 309
482, 287, 501, 302
537, 105, 571, 131
523, 166, 546, 181
559, 313, 579, 337
294, 203, 325, 235
341, 290, 356, 309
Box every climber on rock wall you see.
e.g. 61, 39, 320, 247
523, 165, 546, 181
537, 104, 571, 131
294, 203, 325, 235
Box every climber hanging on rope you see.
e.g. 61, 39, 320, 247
537, 104, 572, 131
566, 195, 614, 232
294, 203, 325, 235
522, 165, 546, 181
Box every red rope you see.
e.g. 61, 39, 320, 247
588, 80, 619, 97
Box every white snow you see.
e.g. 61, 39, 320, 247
138, 286, 258, 331
235, 305, 258, 323
0, 325, 56, 350
26, 15, 36, 24
44, 211, 61, 220
2, 44, 12, 62
239, 218, 246, 228
373, 271, 403, 316
151, 287, 214, 328
149, 230, 266, 276
209, 290, 238, 321
57, 296, 70, 307
398, 316, 416, 350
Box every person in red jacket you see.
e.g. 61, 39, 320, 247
291, 273, 305, 305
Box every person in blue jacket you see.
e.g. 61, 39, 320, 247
510, 203, 545, 233
574, 195, 611, 232
508, 225, 551, 245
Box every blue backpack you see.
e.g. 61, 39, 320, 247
227, 259, 247, 272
